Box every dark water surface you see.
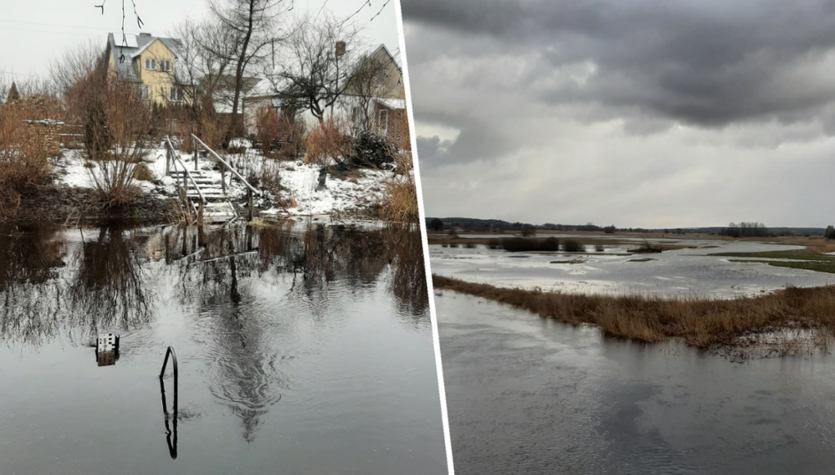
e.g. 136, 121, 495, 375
438, 291, 835, 475
0, 223, 445, 475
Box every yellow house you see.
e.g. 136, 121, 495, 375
104, 32, 189, 106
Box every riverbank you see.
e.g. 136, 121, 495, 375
12, 186, 175, 224
4, 145, 399, 224
433, 275, 835, 358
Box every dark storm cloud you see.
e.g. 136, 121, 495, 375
412, 113, 514, 168
403, 0, 835, 127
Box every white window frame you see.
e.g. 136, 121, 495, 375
139, 85, 149, 100
159, 59, 171, 72
378, 109, 389, 137
144, 58, 156, 71
169, 87, 182, 102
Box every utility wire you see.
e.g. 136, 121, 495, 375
366, 0, 391, 23
340, 0, 371, 27
0, 18, 125, 32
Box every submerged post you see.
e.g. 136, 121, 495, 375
159, 346, 178, 459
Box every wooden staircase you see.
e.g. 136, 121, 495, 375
165, 135, 260, 225
168, 168, 238, 223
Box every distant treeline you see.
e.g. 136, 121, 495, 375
427, 217, 826, 237
718, 222, 770, 238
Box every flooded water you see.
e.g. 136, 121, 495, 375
438, 292, 835, 474
430, 238, 835, 298
0, 222, 446, 474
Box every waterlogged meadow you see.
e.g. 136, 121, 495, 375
429, 236, 835, 298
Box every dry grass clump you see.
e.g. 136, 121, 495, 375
433, 275, 835, 351
133, 163, 154, 182
255, 106, 306, 160
304, 117, 347, 165
380, 152, 419, 223
0, 93, 62, 219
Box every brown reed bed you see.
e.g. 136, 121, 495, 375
433, 275, 835, 352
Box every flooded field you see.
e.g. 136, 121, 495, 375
438, 292, 835, 475
430, 237, 834, 298
0, 223, 445, 474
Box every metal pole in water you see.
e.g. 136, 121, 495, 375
159, 346, 178, 458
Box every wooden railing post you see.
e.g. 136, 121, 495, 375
193, 143, 198, 171
248, 189, 253, 221
221, 168, 227, 195
198, 200, 204, 225
165, 146, 170, 176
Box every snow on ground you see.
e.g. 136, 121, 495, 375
52, 143, 393, 219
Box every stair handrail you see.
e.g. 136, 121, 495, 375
166, 136, 206, 204
190, 134, 260, 196
159, 345, 178, 382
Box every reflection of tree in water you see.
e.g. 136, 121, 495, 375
0, 221, 430, 440
168, 223, 415, 442
0, 225, 65, 292
67, 225, 153, 339
258, 223, 428, 317
168, 224, 283, 443
0, 224, 155, 346
0, 225, 67, 346
382, 225, 429, 319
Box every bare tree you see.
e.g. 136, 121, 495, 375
49, 40, 107, 98
163, 18, 245, 148
169, 19, 241, 107
209, 0, 290, 144
270, 14, 363, 125
341, 53, 389, 132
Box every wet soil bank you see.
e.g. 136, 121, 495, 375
433, 274, 835, 358
7, 186, 175, 225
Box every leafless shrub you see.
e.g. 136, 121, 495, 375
304, 116, 349, 166
70, 73, 156, 206
0, 91, 62, 219
255, 106, 306, 159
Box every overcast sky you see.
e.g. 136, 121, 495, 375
0, 0, 399, 81
401, 0, 835, 228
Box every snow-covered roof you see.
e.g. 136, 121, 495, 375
106, 33, 186, 83
374, 97, 405, 110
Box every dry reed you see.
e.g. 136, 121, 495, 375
433, 275, 835, 351
379, 152, 419, 223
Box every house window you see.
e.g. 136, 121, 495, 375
378, 109, 389, 137
170, 87, 182, 102
159, 59, 171, 72
138, 85, 149, 100
376, 69, 386, 85
144, 58, 156, 71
